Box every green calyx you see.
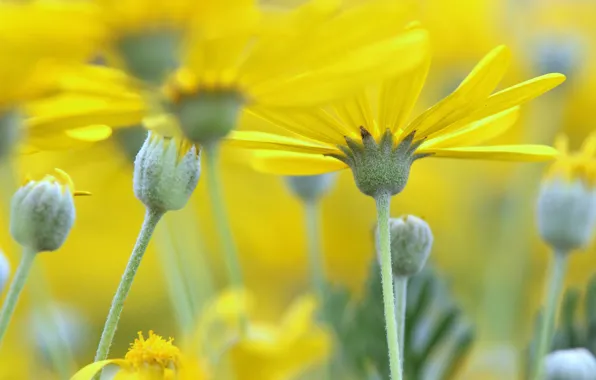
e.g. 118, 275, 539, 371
117, 31, 180, 86
331, 127, 430, 197
174, 91, 243, 146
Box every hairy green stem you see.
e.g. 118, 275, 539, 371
204, 142, 247, 333
375, 191, 403, 380
95, 208, 163, 362
0, 247, 36, 346
531, 250, 568, 380
394, 275, 408, 362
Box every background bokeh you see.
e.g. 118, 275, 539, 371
1, 0, 596, 378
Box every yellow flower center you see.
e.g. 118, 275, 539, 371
125, 331, 181, 371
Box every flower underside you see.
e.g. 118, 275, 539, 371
329, 126, 432, 197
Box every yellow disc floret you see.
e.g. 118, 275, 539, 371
125, 331, 181, 371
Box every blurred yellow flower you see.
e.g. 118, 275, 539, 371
546, 133, 596, 186
22, 65, 146, 153
168, 0, 429, 109
228, 45, 565, 175
194, 289, 330, 380
0, 2, 104, 110
72, 330, 205, 380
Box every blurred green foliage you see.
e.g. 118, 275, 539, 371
324, 261, 474, 380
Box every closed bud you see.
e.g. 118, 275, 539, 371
285, 173, 337, 202
376, 215, 433, 277
537, 134, 596, 252
545, 348, 596, 380
10, 169, 87, 252
134, 129, 201, 212
0, 249, 9, 294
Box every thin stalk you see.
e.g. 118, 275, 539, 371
375, 191, 403, 380
304, 199, 326, 305
0, 247, 37, 346
203, 142, 247, 333
29, 265, 75, 379
394, 275, 408, 362
531, 250, 568, 380
304, 198, 330, 379
155, 218, 195, 334
95, 208, 164, 362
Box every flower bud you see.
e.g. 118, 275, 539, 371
534, 34, 583, 79
10, 169, 86, 252
545, 348, 596, 380
285, 173, 337, 202
537, 134, 596, 252
134, 130, 201, 212
376, 215, 433, 277
0, 249, 10, 294
537, 180, 596, 251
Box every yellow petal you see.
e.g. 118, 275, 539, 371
65, 125, 113, 142
281, 296, 318, 343
70, 359, 127, 380
423, 107, 520, 148
248, 28, 430, 107
378, 53, 430, 134
240, 0, 412, 87
251, 150, 347, 175
466, 73, 566, 122
23, 133, 95, 152
419, 144, 559, 161
333, 92, 376, 138
26, 95, 145, 133
244, 107, 347, 146
554, 134, 569, 155
580, 132, 596, 158
226, 131, 336, 155
405, 45, 511, 137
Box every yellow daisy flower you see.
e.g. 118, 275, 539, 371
165, 0, 430, 144
71, 330, 205, 380
227, 45, 565, 194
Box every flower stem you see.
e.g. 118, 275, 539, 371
155, 218, 195, 334
304, 198, 330, 379
394, 275, 408, 361
531, 250, 568, 380
0, 247, 36, 346
203, 142, 247, 333
375, 191, 403, 380
304, 199, 327, 306
95, 208, 163, 362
